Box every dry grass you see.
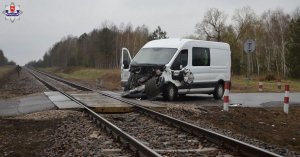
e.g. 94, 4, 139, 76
231, 75, 300, 93
40, 67, 121, 90
39, 67, 300, 92
0, 66, 15, 78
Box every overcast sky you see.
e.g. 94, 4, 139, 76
0, 0, 299, 65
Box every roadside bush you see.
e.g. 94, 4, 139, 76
264, 74, 276, 81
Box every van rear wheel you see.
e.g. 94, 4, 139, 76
163, 84, 177, 101
213, 82, 224, 100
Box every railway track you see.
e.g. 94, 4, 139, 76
27, 67, 282, 157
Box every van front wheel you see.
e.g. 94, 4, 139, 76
163, 84, 177, 101
213, 83, 224, 100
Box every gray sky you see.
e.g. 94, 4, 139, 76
0, 0, 299, 65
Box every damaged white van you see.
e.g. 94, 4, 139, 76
121, 38, 231, 101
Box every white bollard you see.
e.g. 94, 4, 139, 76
223, 82, 230, 111
284, 84, 289, 114
259, 82, 263, 92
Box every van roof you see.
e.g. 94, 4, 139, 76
143, 38, 230, 50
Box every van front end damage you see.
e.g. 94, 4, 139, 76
122, 64, 195, 99
122, 65, 165, 98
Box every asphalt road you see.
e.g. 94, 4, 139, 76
1, 92, 299, 116
229, 92, 300, 107
109, 90, 300, 108
0, 93, 55, 116
186, 92, 300, 107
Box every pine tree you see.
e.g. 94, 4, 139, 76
0, 50, 8, 66
286, 18, 300, 78
148, 26, 168, 40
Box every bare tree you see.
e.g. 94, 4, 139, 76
293, 7, 300, 19
232, 6, 257, 41
195, 8, 228, 41
261, 9, 290, 77
231, 6, 258, 74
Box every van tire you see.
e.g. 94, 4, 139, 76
213, 82, 224, 100
124, 75, 134, 91
163, 84, 177, 101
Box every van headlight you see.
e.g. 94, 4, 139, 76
156, 69, 162, 76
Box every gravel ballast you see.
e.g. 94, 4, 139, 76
0, 110, 133, 157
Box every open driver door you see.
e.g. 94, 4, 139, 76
120, 48, 132, 87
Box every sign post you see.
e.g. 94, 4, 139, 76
244, 39, 255, 79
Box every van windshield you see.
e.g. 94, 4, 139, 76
132, 48, 177, 65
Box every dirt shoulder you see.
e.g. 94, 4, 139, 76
0, 67, 48, 99
0, 110, 66, 157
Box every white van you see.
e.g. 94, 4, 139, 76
121, 38, 231, 101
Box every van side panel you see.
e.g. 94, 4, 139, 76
210, 48, 229, 66
175, 42, 231, 92
210, 48, 231, 82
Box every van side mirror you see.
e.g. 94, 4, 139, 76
180, 65, 183, 70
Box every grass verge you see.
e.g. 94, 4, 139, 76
231, 75, 300, 93
39, 67, 300, 92
0, 66, 15, 78
39, 67, 121, 90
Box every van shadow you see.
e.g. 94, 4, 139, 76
154, 94, 221, 103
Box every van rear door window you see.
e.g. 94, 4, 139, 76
192, 47, 210, 66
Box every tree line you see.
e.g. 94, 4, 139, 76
194, 7, 300, 78
0, 50, 16, 66
27, 7, 300, 78
27, 24, 166, 69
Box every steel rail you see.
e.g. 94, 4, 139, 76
29, 67, 283, 157
27, 68, 162, 157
